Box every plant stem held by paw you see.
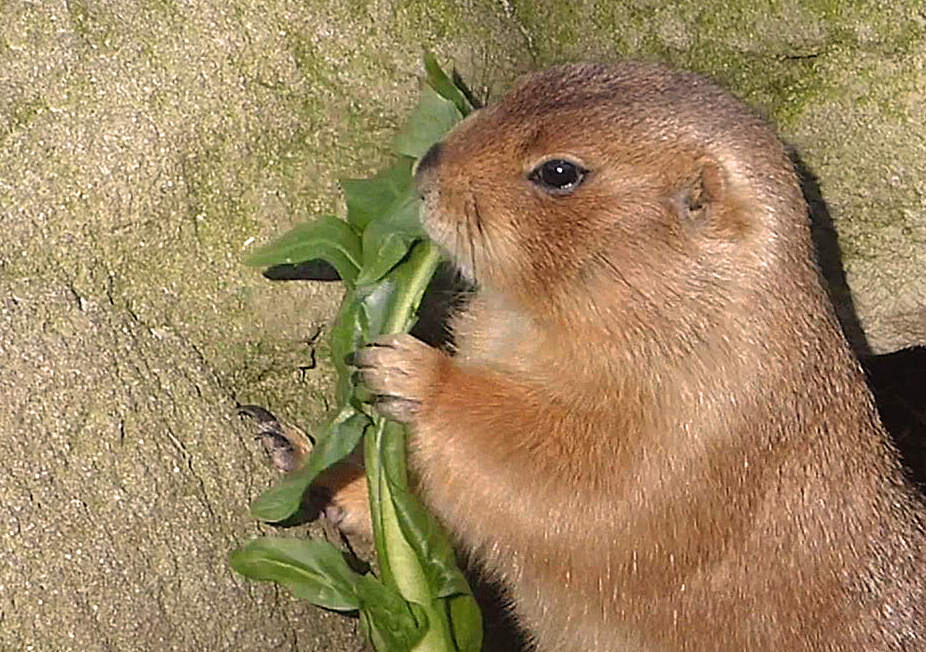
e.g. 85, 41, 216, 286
230, 53, 482, 652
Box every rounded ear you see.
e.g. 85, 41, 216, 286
674, 156, 726, 224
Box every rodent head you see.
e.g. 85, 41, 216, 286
416, 63, 813, 347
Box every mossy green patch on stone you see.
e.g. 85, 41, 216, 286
1, 96, 48, 147
398, 0, 468, 42
66, 0, 118, 48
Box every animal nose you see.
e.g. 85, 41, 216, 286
414, 142, 443, 177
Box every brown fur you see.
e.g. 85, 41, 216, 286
335, 63, 926, 651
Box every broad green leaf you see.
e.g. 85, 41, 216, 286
384, 183, 428, 234
364, 419, 430, 606
423, 51, 472, 117
364, 418, 431, 607
379, 240, 443, 334
383, 425, 474, 601
229, 538, 361, 611
330, 289, 366, 407
342, 158, 414, 230
247, 465, 317, 523
392, 86, 463, 159
358, 276, 398, 339
390, 485, 473, 600
356, 187, 424, 286
249, 406, 369, 522
244, 215, 362, 286
372, 419, 483, 651
363, 419, 394, 590
355, 574, 425, 651
358, 228, 415, 287
307, 405, 370, 479
447, 593, 484, 652
355, 239, 442, 343
236, 55, 485, 652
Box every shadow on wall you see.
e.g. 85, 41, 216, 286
791, 150, 872, 358
865, 347, 926, 491
792, 149, 926, 490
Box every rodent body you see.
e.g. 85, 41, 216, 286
344, 62, 926, 651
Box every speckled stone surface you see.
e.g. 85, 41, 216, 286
1, 1, 924, 650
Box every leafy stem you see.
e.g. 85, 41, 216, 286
383, 241, 442, 334
231, 54, 482, 652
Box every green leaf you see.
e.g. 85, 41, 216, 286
376, 421, 434, 605
379, 240, 443, 334
355, 240, 441, 345
249, 406, 369, 522
330, 289, 367, 407
423, 51, 472, 117
247, 466, 316, 523
308, 405, 370, 479
342, 158, 414, 230
244, 215, 362, 286
383, 426, 473, 601
358, 228, 416, 287
363, 419, 394, 589
356, 187, 424, 286
391, 490, 473, 600
383, 183, 428, 234
236, 55, 484, 652
229, 538, 361, 611
357, 276, 399, 338
355, 574, 425, 651
374, 418, 484, 651
393, 86, 464, 159
447, 593, 484, 652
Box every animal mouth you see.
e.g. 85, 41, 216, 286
419, 190, 485, 284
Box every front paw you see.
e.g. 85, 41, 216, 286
350, 334, 446, 424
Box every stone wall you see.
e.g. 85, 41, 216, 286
1, 1, 923, 649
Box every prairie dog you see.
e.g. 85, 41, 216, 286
344, 63, 926, 651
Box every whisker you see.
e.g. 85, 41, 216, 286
467, 196, 480, 282
472, 195, 486, 238
594, 251, 654, 312
455, 204, 471, 281
469, 226, 478, 282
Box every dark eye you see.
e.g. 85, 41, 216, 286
529, 159, 588, 194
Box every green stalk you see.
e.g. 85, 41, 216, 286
383, 240, 442, 334
363, 240, 452, 650
366, 419, 455, 652
365, 240, 440, 584
238, 53, 482, 652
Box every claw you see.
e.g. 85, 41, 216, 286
236, 404, 277, 423
236, 404, 310, 472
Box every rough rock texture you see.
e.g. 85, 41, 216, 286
1, 1, 923, 650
